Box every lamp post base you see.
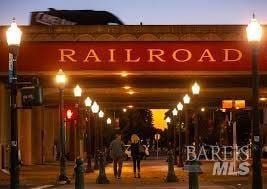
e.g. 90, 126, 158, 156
58, 174, 71, 184
96, 175, 110, 184
96, 152, 110, 184
165, 150, 178, 183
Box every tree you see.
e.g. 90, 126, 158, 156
119, 109, 156, 143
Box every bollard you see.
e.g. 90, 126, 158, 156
96, 151, 110, 184
165, 150, 178, 182
187, 158, 200, 189
74, 158, 85, 189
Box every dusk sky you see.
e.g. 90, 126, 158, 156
0, 0, 267, 25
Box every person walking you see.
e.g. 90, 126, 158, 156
109, 133, 126, 179
130, 134, 144, 178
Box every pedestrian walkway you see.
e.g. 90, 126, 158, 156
0, 159, 266, 188
55, 183, 235, 189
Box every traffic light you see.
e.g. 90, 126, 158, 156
66, 109, 73, 120
64, 106, 77, 121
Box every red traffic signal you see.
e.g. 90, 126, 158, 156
64, 106, 77, 121
66, 109, 73, 120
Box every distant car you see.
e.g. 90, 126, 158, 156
125, 144, 150, 160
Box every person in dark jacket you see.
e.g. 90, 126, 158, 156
130, 134, 143, 178
109, 133, 126, 179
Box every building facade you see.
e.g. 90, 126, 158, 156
0, 25, 267, 168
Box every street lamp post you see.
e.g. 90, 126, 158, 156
165, 116, 178, 183
183, 94, 191, 145
84, 97, 93, 173
96, 110, 109, 184
91, 101, 100, 170
165, 117, 171, 150
192, 82, 200, 148
73, 85, 82, 160
98, 110, 104, 151
172, 108, 178, 165
177, 102, 184, 167
56, 69, 70, 183
6, 18, 22, 189
246, 14, 263, 189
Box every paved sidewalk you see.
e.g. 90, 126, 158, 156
54, 183, 235, 189
1, 159, 267, 188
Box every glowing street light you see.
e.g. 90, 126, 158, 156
91, 101, 100, 169
177, 102, 183, 111
98, 110, 105, 151
98, 110, 104, 118
107, 118, 112, 125
91, 101, 100, 114
192, 82, 200, 95
84, 96, 93, 173
84, 97, 92, 107
183, 94, 190, 150
191, 81, 200, 151
56, 69, 67, 90
247, 14, 263, 189
171, 107, 178, 165
73, 85, 82, 97
183, 94, 190, 104
165, 117, 171, 123
6, 18, 22, 46
55, 69, 70, 182
6, 18, 22, 188
246, 14, 262, 42
73, 84, 82, 160
172, 108, 178, 116
176, 102, 183, 167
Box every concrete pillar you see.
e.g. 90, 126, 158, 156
17, 109, 32, 165
31, 107, 44, 164
0, 82, 10, 169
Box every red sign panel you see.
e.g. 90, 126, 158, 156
0, 41, 267, 73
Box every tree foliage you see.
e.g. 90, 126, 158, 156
119, 109, 156, 143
